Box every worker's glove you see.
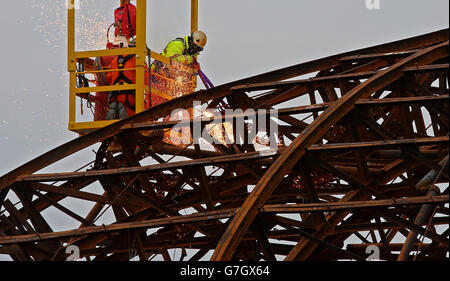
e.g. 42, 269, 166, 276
193, 57, 201, 73
193, 61, 201, 72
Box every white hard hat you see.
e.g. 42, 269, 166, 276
192, 30, 207, 48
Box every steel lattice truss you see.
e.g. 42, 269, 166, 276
0, 29, 449, 261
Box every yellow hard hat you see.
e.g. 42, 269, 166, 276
192, 30, 207, 48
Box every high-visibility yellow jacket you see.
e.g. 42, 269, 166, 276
161, 36, 198, 64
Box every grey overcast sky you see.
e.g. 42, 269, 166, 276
0, 0, 448, 175
0, 0, 448, 262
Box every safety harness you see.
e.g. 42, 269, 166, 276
113, 54, 135, 84
110, 54, 136, 109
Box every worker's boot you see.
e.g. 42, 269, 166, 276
106, 102, 118, 120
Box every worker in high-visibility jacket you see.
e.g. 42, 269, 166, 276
162, 30, 207, 64
149, 30, 207, 106
152, 30, 207, 74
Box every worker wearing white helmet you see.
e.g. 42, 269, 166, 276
161, 30, 207, 64
150, 30, 207, 100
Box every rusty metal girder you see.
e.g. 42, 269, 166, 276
0, 29, 448, 261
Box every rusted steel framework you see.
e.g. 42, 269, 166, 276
0, 29, 449, 261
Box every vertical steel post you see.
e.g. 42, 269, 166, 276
191, 0, 198, 33
68, 0, 76, 126
191, 0, 199, 90
135, 0, 147, 113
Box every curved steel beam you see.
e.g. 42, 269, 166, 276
210, 41, 449, 261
